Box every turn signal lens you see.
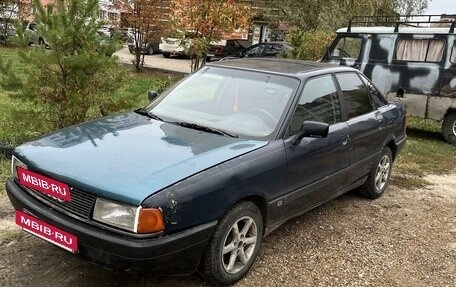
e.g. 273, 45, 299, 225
137, 208, 165, 234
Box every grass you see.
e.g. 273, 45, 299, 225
392, 117, 456, 188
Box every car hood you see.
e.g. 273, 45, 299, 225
14, 113, 267, 206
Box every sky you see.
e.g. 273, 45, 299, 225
425, 0, 456, 15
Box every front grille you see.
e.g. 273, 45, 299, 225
21, 182, 97, 220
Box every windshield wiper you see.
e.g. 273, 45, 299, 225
172, 122, 238, 138
134, 108, 163, 122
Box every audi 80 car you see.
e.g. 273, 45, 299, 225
6, 59, 407, 285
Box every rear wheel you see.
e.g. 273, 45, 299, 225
442, 112, 456, 145
162, 52, 170, 58
199, 201, 263, 285
358, 147, 393, 199
145, 44, 154, 55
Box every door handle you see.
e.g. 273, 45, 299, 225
342, 135, 350, 146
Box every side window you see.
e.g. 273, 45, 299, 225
331, 37, 362, 59
245, 44, 264, 57
336, 72, 374, 119
395, 39, 445, 62
359, 74, 388, 108
368, 37, 392, 61
451, 41, 456, 63
288, 75, 342, 136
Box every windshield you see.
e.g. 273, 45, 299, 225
147, 67, 299, 140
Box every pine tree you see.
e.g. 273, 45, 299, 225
0, 0, 125, 129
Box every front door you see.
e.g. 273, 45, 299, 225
283, 74, 350, 218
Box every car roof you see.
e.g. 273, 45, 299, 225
207, 58, 357, 77
337, 26, 454, 34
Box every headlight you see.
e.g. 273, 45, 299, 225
11, 156, 27, 180
93, 198, 165, 234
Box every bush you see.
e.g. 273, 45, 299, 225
287, 28, 335, 61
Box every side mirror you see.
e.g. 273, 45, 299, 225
292, 121, 329, 145
148, 90, 159, 102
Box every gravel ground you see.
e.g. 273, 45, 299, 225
0, 173, 455, 287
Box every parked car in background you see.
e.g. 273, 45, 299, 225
0, 22, 16, 41
159, 30, 201, 58
128, 36, 160, 55
6, 59, 407, 285
207, 39, 252, 61
233, 42, 292, 59
24, 22, 47, 46
97, 26, 112, 37
323, 15, 456, 145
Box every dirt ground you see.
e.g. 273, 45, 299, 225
0, 173, 455, 287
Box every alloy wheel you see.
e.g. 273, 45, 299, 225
221, 216, 258, 274
375, 155, 391, 192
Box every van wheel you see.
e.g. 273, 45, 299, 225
358, 147, 393, 199
199, 201, 263, 285
442, 112, 456, 145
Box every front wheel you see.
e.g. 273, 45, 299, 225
358, 147, 393, 199
199, 201, 263, 285
442, 112, 456, 145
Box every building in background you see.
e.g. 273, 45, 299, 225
98, 0, 120, 25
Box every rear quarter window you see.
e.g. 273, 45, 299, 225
395, 38, 445, 62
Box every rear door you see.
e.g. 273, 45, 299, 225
334, 72, 386, 187
283, 74, 350, 218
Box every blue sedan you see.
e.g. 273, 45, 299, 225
6, 58, 407, 285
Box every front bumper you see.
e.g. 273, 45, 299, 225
6, 179, 217, 275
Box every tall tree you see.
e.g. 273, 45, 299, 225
115, 0, 167, 72
270, 0, 429, 31
169, 0, 251, 72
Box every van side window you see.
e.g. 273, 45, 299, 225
451, 42, 456, 63
359, 74, 388, 108
331, 37, 362, 59
396, 39, 445, 62
369, 37, 392, 61
288, 75, 342, 136
335, 72, 374, 119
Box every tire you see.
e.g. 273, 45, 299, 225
162, 52, 170, 58
145, 44, 154, 55
442, 112, 456, 145
199, 201, 263, 285
358, 147, 393, 199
